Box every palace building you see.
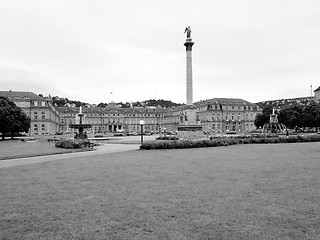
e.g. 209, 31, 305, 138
0, 91, 60, 136
57, 106, 165, 135
161, 98, 261, 134
1, 90, 261, 136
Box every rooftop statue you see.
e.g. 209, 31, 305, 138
184, 26, 191, 38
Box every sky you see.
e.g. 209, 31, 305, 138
1, 0, 320, 104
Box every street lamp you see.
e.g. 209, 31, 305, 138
139, 120, 145, 144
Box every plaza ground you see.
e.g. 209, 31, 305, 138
0, 142, 319, 239
0, 135, 157, 160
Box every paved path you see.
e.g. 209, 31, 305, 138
0, 144, 140, 169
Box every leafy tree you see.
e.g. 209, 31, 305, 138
143, 99, 182, 108
302, 101, 320, 131
52, 96, 67, 106
254, 106, 273, 128
278, 105, 303, 129
97, 102, 108, 108
0, 97, 31, 140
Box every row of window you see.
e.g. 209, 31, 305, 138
33, 124, 46, 131
33, 101, 46, 107
60, 118, 159, 125
201, 113, 255, 121
63, 113, 164, 118
91, 125, 159, 132
203, 122, 255, 131
199, 105, 258, 111
33, 111, 46, 119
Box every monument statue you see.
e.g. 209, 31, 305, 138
184, 26, 191, 38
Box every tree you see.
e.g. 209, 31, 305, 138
254, 106, 273, 128
0, 97, 31, 140
302, 101, 320, 131
97, 102, 108, 108
278, 105, 303, 129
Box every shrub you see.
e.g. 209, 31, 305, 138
140, 134, 320, 150
55, 139, 92, 149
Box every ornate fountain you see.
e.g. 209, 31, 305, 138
70, 106, 92, 139
262, 108, 287, 134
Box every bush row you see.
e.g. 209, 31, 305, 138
55, 139, 92, 149
140, 134, 320, 150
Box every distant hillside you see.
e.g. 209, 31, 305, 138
256, 96, 315, 109
52, 96, 182, 108
143, 99, 182, 108
52, 96, 89, 107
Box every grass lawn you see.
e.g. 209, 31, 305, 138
0, 139, 93, 160
1, 142, 320, 239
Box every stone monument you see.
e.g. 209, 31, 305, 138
177, 27, 202, 136
184, 26, 194, 106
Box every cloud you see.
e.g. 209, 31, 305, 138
0, 0, 320, 104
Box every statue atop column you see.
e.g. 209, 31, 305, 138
184, 26, 191, 39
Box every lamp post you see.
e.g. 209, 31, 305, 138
139, 120, 145, 144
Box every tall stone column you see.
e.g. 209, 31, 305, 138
184, 28, 194, 106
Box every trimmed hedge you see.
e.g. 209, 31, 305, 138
55, 139, 92, 149
140, 134, 320, 150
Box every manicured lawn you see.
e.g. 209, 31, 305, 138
1, 143, 319, 239
0, 139, 92, 160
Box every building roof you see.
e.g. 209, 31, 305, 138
195, 98, 258, 106
314, 86, 320, 92
0, 90, 42, 99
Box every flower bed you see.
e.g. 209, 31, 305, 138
55, 139, 92, 149
140, 134, 320, 150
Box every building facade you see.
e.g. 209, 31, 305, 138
1, 91, 262, 136
58, 106, 165, 135
162, 98, 261, 133
0, 91, 60, 136
314, 86, 320, 102
195, 98, 261, 134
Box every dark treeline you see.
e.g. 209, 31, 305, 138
52, 96, 182, 109
255, 102, 320, 131
0, 97, 31, 140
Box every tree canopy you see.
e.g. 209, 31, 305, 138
255, 102, 320, 131
254, 106, 274, 128
0, 97, 31, 140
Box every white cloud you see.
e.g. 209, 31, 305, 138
0, 0, 320, 104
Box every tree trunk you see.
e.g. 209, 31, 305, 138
1, 132, 4, 140
11, 131, 14, 140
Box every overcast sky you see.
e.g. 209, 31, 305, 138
0, 0, 319, 104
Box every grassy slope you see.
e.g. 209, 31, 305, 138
0, 140, 92, 160
0, 143, 319, 239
